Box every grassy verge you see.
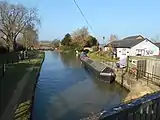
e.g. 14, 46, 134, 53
88, 51, 118, 62
0, 50, 44, 119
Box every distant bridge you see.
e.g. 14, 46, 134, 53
38, 46, 54, 51
37, 43, 54, 50
83, 47, 93, 51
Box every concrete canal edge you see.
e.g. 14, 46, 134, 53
114, 70, 160, 102
30, 52, 45, 120
0, 51, 45, 120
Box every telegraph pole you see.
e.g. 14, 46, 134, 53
102, 36, 105, 63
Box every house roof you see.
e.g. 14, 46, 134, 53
105, 35, 145, 48
155, 43, 160, 48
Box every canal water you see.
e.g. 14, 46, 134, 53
33, 51, 128, 120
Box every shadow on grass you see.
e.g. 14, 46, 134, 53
0, 54, 43, 117
0, 62, 31, 116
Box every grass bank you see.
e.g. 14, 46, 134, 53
88, 52, 118, 62
0, 50, 45, 120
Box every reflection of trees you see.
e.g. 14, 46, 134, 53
51, 51, 60, 59
59, 53, 81, 68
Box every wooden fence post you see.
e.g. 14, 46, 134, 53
126, 56, 129, 72
152, 65, 154, 83
147, 73, 149, 86
136, 69, 139, 81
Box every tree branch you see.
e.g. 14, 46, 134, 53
0, 29, 7, 36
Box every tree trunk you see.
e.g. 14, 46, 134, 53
7, 45, 10, 52
13, 39, 17, 50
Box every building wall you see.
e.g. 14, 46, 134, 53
117, 48, 131, 60
130, 40, 159, 56
104, 47, 109, 51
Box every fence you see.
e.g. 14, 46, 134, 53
99, 91, 160, 120
128, 56, 160, 76
0, 50, 35, 79
128, 56, 160, 86
0, 52, 20, 78
146, 59, 160, 76
128, 67, 160, 86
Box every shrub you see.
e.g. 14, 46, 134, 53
14, 43, 25, 51
0, 46, 8, 54
92, 46, 99, 52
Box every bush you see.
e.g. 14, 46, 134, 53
60, 43, 83, 53
0, 46, 8, 54
14, 43, 25, 51
92, 46, 99, 52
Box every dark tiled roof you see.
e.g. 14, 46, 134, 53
155, 43, 160, 48
123, 35, 144, 40
105, 35, 145, 48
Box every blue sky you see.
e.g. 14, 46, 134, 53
9, 0, 160, 43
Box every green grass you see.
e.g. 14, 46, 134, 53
0, 51, 44, 117
88, 52, 118, 62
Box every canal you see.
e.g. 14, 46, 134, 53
32, 51, 128, 120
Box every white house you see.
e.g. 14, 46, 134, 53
105, 35, 159, 60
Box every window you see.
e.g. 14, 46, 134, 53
146, 50, 153, 55
122, 48, 126, 55
136, 49, 145, 56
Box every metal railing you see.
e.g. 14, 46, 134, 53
128, 67, 160, 87
99, 91, 160, 120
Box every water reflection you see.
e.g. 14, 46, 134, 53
59, 52, 81, 68
33, 51, 128, 120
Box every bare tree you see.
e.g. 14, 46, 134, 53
0, 1, 40, 51
71, 26, 89, 46
22, 24, 39, 49
109, 34, 118, 42
106, 34, 118, 57
52, 39, 60, 48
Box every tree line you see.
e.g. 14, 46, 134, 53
52, 27, 99, 52
0, 1, 40, 53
